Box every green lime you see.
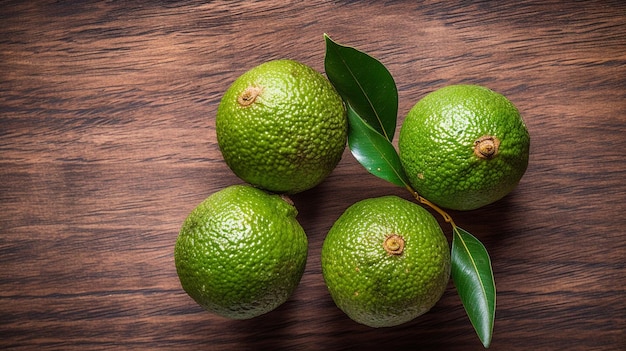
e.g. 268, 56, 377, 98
216, 59, 347, 194
398, 84, 530, 211
321, 195, 450, 328
174, 185, 308, 319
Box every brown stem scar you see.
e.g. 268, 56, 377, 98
474, 135, 500, 159
383, 234, 405, 255
238, 86, 263, 106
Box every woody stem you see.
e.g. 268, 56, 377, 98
405, 185, 457, 228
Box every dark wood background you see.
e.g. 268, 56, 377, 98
1, 1, 624, 350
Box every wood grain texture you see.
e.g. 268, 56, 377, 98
1, 1, 625, 350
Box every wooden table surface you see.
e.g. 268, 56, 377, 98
1, 1, 625, 350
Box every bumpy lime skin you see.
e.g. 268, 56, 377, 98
174, 185, 308, 319
321, 196, 451, 328
216, 59, 347, 194
399, 84, 530, 211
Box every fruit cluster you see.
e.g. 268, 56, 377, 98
174, 38, 529, 345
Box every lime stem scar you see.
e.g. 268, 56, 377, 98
238, 86, 263, 106
383, 234, 405, 255
474, 135, 500, 159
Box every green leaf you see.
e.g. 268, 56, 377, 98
346, 104, 410, 187
451, 226, 496, 348
324, 34, 398, 142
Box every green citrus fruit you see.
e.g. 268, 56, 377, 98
174, 184, 308, 319
398, 84, 530, 211
216, 59, 347, 194
321, 196, 450, 328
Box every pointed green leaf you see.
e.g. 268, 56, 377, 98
451, 227, 496, 348
346, 103, 410, 187
324, 34, 398, 142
